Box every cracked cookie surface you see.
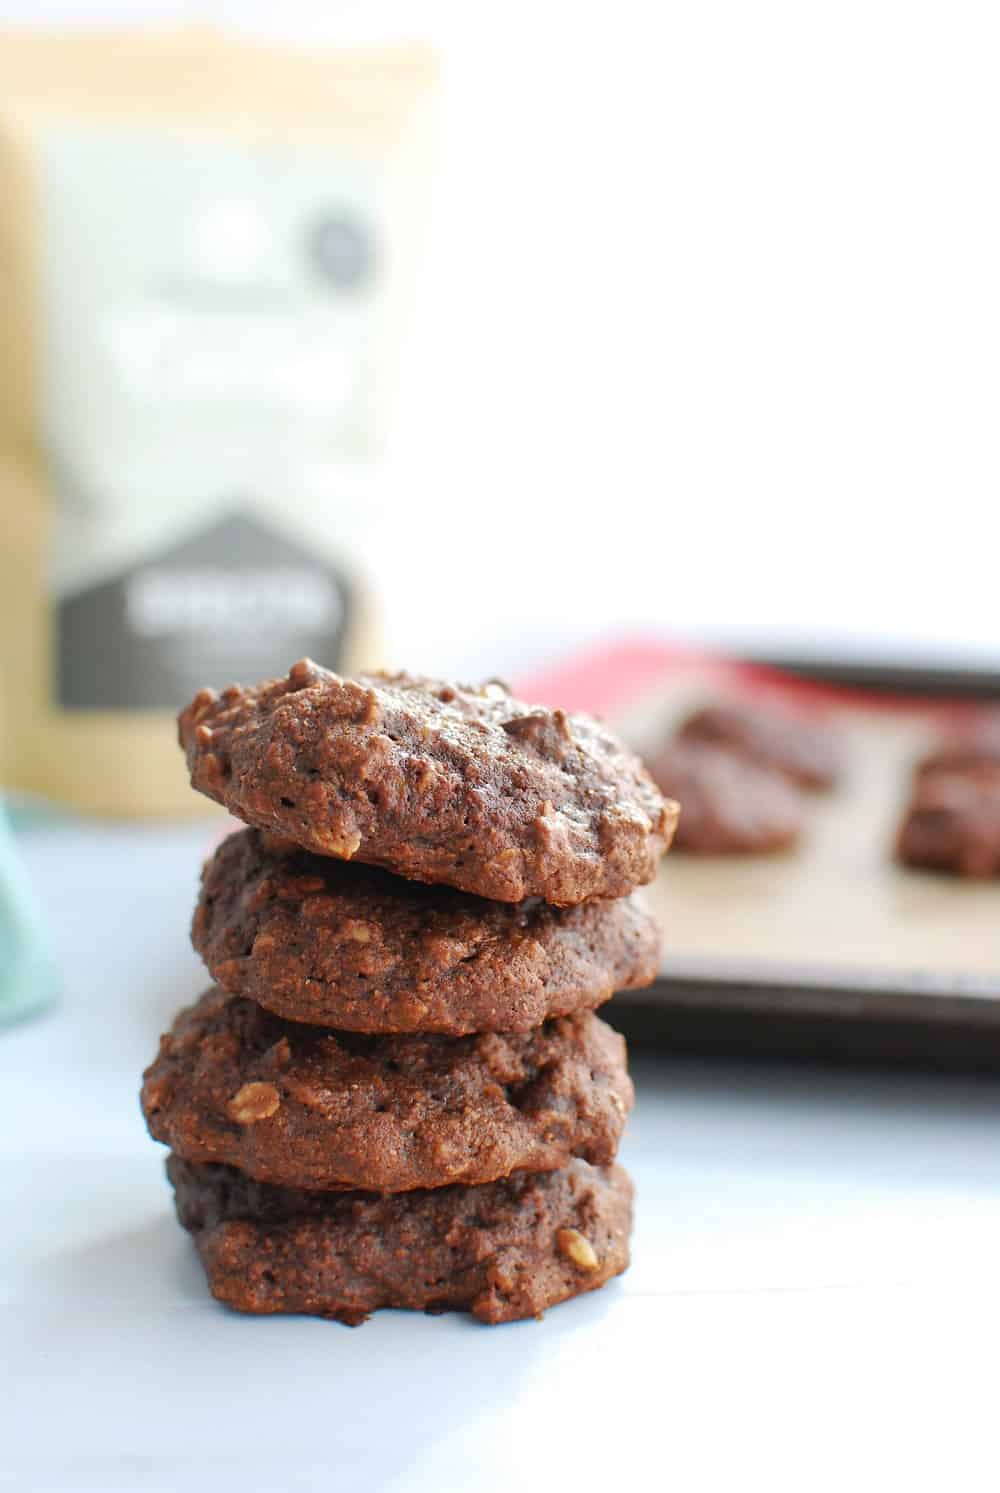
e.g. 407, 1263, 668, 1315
179, 662, 677, 905
142, 987, 633, 1192
193, 829, 662, 1033
168, 1154, 632, 1325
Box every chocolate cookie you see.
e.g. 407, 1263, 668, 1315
178, 662, 677, 905
896, 763, 1000, 878
142, 988, 633, 1192
194, 829, 662, 1034
167, 1154, 632, 1325
916, 712, 1000, 776
678, 700, 841, 791
648, 741, 803, 854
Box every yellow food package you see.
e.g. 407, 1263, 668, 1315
0, 27, 435, 815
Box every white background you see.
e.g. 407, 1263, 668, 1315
4, 0, 1000, 677
386, 0, 1000, 677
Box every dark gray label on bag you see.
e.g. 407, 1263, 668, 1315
56, 512, 353, 709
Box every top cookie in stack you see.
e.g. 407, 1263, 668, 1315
178, 661, 675, 905
143, 662, 678, 1325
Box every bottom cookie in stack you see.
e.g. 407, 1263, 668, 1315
167, 1154, 633, 1326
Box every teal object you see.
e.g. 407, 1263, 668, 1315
0, 798, 57, 1027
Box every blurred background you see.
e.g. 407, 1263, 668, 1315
387, 0, 1000, 683
2, 2, 1000, 714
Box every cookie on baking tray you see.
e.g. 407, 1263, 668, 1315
896, 762, 1000, 878
647, 739, 803, 855
678, 699, 841, 791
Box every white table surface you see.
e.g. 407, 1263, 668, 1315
3, 822, 1000, 1492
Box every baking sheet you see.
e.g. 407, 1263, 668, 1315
638, 692, 996, 996
522, 643, 1000, 1039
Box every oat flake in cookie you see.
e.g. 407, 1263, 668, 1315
178, 662, 678, 904
141, 987, 633, 1193
167, 1155, 633, 1325
193, 829, 663, 1034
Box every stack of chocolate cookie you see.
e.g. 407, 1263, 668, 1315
142, 663, 677, 1324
